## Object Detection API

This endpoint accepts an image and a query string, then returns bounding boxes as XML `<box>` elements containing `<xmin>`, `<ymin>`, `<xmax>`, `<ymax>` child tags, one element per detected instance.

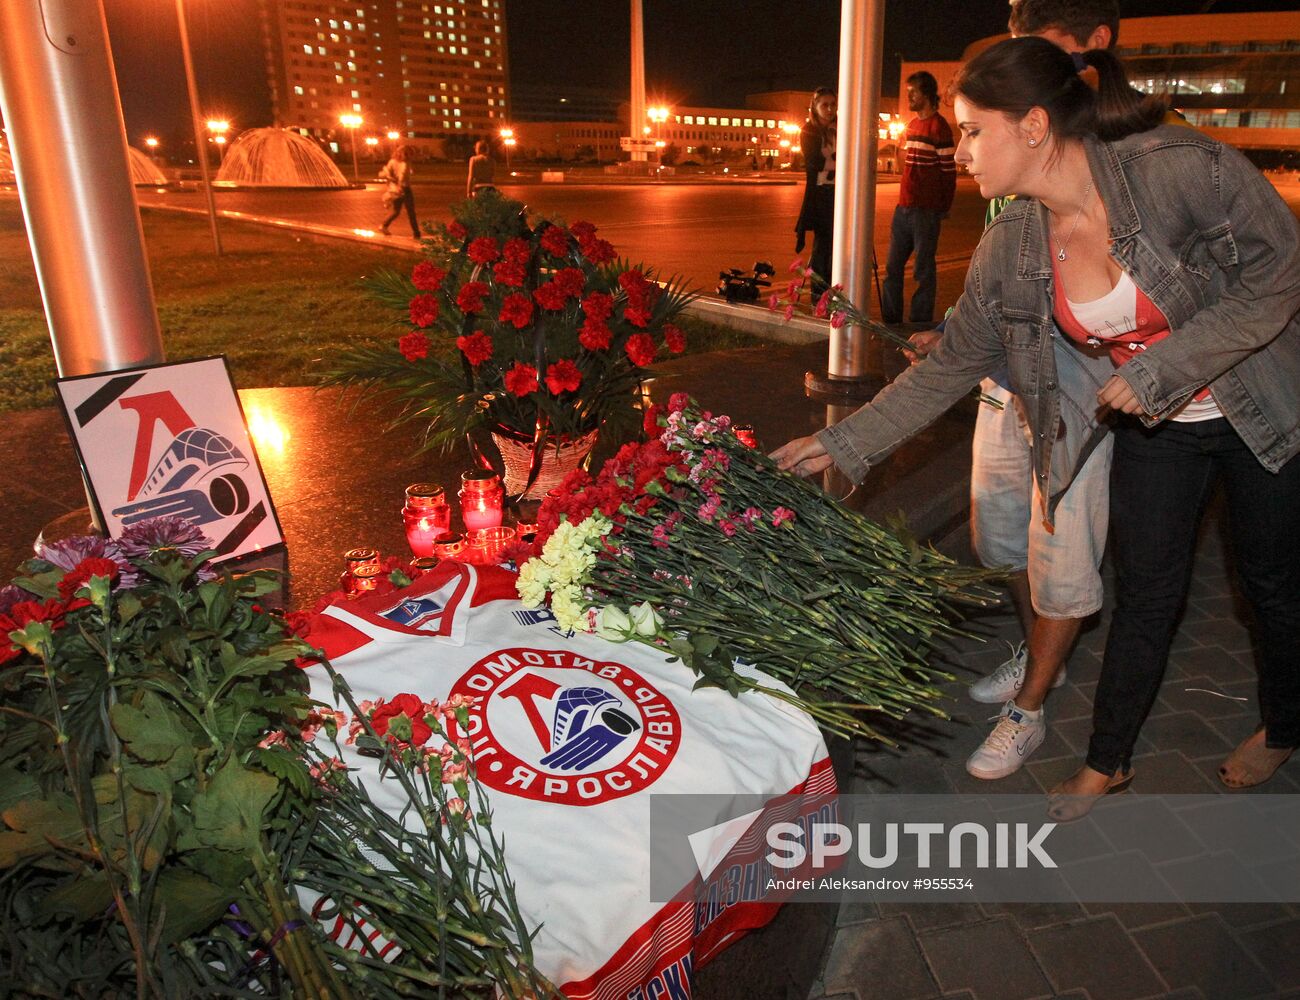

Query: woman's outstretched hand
<box><xmin>770</xmin><ymin>436</ymin><xmax>834</xmax><ymax>477</ymax></box>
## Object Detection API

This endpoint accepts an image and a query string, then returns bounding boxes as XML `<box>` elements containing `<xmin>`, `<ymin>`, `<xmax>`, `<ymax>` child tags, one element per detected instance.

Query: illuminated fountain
<box><xmin>214</xmin><ymin>128</ymin><xmax>351</xmax><ymax>189</ymax></box>
<box><xmin>126</xmin><ymin>146</ymin><xmax>169</xmax><ymax>186</ymax></box>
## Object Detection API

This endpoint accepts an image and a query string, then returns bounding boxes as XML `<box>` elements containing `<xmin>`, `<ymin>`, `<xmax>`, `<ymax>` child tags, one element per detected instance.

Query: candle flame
<box><xmin>246</xmin><ymin>404</ymin><xmax>290</xmax><ymax>454</ymax></box>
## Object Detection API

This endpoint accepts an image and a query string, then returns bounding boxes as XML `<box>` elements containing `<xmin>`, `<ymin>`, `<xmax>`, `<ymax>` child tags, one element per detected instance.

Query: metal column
<box><xmin>806</xmin><ymin>0</ymin><xmax>886</xmax><ymax>400</ymax></box>
<box><xmin>0</xmin><ymin>0</ymin><xmax>165</xmax><ymax>377</ymax></box>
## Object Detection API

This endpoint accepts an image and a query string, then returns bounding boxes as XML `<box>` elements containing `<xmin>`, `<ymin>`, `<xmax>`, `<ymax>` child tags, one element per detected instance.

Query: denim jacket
<box><xmin>819</xmin><ymin>126</ymin><xmax>1300</xmax><ymax>523</ymax></box>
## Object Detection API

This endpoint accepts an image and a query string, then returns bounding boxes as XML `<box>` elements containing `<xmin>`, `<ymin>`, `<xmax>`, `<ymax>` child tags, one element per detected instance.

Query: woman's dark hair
<box><xmin>807</xmin><ymin>87</ymin><xmax>836</xmax><ymax>126</ymax></box>
<box><xmin>952</xmin><ymin>36</ymin><xmax>1166</xmax><ymax>143</ymax></box>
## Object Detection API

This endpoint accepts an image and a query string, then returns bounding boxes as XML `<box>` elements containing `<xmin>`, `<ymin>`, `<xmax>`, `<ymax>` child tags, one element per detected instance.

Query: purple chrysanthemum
<box><xmin>36</xmin><ymin>535</ymin><xmax>139</xmax><ymax>589</ymax></box>
<box><xmin>0</xmin><ymin>584</ymin><xmax>36</xmax><ymax>616</ymax></box>
<box><xmin>116</xmin><ymin>517</ymin><xmax>212</xmax><ymax>561</ymax></box>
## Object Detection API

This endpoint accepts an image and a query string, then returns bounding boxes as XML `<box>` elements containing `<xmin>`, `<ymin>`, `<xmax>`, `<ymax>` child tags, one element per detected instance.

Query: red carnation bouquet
<box><xmin>325</xmin><ymin>191</ymin><xmax>696</xmax><ymax>484</ymax></box>
<box><xmin>514</xmin><ymin>394</ymin><xmax>998</xmax><ymax>742</ymax></box>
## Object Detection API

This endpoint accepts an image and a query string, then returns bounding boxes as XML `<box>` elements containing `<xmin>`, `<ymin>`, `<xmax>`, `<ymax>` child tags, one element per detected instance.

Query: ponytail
<box><xmin>1080</xmin><ymin>48</ymin><xmax>1167</xmax><ymax>140</ymax></box>
<box><xmin>953</xmin><ymin>37</ymin><xmax>1167</xmax><ymax>147</ymax></box>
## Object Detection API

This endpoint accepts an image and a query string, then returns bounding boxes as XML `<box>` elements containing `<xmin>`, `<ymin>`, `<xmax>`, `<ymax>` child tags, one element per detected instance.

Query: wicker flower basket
<box><xmin>491</xmin><ymin>428</ymin><xmax>599</xmax><ymax>500</ymax></box>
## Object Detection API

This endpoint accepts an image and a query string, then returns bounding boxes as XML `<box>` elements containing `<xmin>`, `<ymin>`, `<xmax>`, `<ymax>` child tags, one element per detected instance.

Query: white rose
<box><xmin>628</xmin><ymin>601</ymin><xmax>663</xmax><ymax>638</ymax></box>
<box><xmin>593</xmin><ymin>605</ymin><xmax>633</xmax><ymax>642</ymax></box>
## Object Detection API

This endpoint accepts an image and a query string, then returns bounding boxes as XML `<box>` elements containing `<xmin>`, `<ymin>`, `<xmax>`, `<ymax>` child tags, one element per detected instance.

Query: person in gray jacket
<box><xmin>773</xmin><ymin>37</ymin><xmax>1300</xmax><ymax>818</ymax></box>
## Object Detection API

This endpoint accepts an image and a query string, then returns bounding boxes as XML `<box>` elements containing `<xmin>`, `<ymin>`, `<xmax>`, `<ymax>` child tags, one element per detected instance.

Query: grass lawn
<box><xmin>0</xmin><ymin>198</ymin><xmax>757</xmax><ymax>412</ymax></box>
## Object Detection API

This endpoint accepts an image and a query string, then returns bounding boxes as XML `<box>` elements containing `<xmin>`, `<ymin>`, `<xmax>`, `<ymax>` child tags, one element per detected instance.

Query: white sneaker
<box><xmin>968</xmin><ymin>641</ymin><xmax>1066</xmax><ymax>704</ymax></box>
<box><xmin>966</xmin><ymin>701</ymin><xmax>1047</xmax><ymax>779</ymax></box>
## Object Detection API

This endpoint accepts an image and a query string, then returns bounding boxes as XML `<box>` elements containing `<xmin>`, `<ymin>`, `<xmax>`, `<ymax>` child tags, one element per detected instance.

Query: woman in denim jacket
<box><xmin>774</xmin><ymin>37</ymin><xmax>1300</xmax><ymax>816</ymax></box>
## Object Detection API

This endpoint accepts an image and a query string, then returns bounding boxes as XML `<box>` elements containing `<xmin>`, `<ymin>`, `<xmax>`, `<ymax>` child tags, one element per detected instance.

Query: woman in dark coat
<box><xmin>794</xmin><ymin>87</ymin><xmax>837</xmax><ymax>295</ymax></box>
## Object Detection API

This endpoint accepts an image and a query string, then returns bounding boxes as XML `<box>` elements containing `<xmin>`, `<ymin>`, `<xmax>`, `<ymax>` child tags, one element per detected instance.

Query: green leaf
<box><xmin>110</xmin><ymin>692</ymin><xmax>197</xmax><ymax>776</ymax></box>
<box><xmin>188</xmin><ymin>758</ymin><xmax>278</xmax><ymax>854</ymax></box>
<box><xmin>38</xmin><ymin>872</ymin><xmax>115</xmax><ymax>922</ymax></box>
<box><xmin>198</xmin><ymin>580</ymin><xmax>234</xmax><ymax>629</ymax></box>
<box><xmin>0</xmin><ymin>768</ymin><xmax>39</xmax><ymax>814</ymax></box>
<box><xmin>115</xmin><ymin>591</ymin><xmax>144</xmax><ymax>624</ymax></box>
<box><xmin>123</xmin><ymin>763</ymin><xmax>175</xmax><ymax>797</ymax></box>
<box><xmin>0</xmin><ymin>794</ymin><xmax>84</xmax><ymax>866</ymax></box>
<box><xmin>151</xmin><ymin>869</ymin><xmax>234</xmax><ymax>945</ymax></box>
<box><xmin>691</xmin><ymin>633</ymin><xmax>719</xmax><ymax>659</ymax></box>
<box><xmin>183</xmin><ymin>846</ymin><xmax>255</xmax><ymax>887</ymax></box>
<box><xmin>9</xmin><ymin>569</ymin><xmax>61</xmax><ymax>600</ymax></box>
<box><xmin>254</xmin><ymin>746</ymin><xmax>313</xmax><ymax>801</ymax></box>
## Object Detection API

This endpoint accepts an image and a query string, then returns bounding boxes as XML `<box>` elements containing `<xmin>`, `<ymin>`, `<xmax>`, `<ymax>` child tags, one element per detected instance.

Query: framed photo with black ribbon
<box><xmin>54</xmin><ymin>356</ymin><xmax>285</xmax><ymax>563</ymax></box>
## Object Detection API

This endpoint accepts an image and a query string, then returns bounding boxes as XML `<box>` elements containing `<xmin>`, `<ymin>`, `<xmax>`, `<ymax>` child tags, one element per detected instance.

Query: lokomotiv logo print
<box><xmin>446</xmin><ymin>647</ymin><xmax>682</xmax><ymax>805</ymax></box>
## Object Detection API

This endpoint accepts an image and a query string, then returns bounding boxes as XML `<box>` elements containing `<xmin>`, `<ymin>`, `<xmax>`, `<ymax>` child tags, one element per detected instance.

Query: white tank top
<box><xmin>1067</xmin><ymin>272</ymin><xmax>1223</xmax><ymax>423</ymax></box>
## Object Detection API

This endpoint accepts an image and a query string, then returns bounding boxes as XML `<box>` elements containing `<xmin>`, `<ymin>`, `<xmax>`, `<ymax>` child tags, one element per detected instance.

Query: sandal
<box><xmin>1219</xmin><ymin>726</ymin><xmax>1294</xmax><ymax>789</ymax></box>
<box><xmin>1046</xmin><ymin>767</ymin><xmax>1134</xmax><ymax>823</ymax></box>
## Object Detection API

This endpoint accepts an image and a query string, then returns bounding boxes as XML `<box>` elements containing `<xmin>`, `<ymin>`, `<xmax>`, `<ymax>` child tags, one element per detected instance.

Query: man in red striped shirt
<box><xmin>881</xmin><ymin>71</ymin><xmax>957</xmax><ymax>324</ymax></box>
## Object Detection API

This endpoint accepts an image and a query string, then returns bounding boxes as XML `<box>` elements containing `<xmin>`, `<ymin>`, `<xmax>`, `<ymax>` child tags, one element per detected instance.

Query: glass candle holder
<box><xmin>349</xmin><ymin>564</ymin><xmax>383</xmax><ymax>593</ymax></box>
<box><xmin>409</xmin><ymin>556</ymin><xmax>438</xmax><ymax>577</ymax></box>
<box><xmin>459</xmin><ymin>470</ymin><xmax>504</xmax><ymax>532</ymax></box>
<box><xmin>432</xmin><ymin>532</ymin><xmax>466</xmax><ymax>561</ymax></box>
<box><xmin>344</xmin><ymin>547</ymin><xmax>380</xmax><ymax>574</ymax></box>
<box><xmin>514</xmin><ymin>522</ymin><xmax>539</xmax><ymax>544</ymax></box>
<box><xmin>734</xmin><ymin>424</ymin><xmax>758</xmax><ymax>449</ymax></box>
<box><xmin>403</xmin><ymin>483</ymin><xmax>451</xmax><ymax>557</ymax></box>
<box><xmin>465</xmin><ymin>525</ymin><xmax>516</xmax><ymax>565</ymax></box>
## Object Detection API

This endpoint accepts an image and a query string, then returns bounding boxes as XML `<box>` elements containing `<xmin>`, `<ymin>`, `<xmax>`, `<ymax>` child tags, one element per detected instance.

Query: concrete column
<box><xmin>629</xmin><ymin>0</ymin><xmax>647</xmax><ymax>162</ymax></box>
<box><xmin>0</xmin><ymin>0</ymin><xmax>165</xmax><ymax>376</ymax></box>
<box><xmin>816</xmin><ymin>0</ymin><xmax>886</xmax><ymax>391</ymax></box>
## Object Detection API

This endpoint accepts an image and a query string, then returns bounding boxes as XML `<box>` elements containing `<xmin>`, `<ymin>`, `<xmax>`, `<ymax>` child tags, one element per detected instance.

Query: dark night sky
<box><xmin>103</xmin><ymin>0</ymin><xmax>1299</xmax><ymax>154</ymax></box>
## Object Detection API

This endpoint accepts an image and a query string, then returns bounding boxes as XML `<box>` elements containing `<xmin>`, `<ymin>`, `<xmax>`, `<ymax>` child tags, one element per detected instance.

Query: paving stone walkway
<box><xmin>808</xmin><ymin>501</ymin><xmax>1300</xmax><ymax>1000</ymax></box>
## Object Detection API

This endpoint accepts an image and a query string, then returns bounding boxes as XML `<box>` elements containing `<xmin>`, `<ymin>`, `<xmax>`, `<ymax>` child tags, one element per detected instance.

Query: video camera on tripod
<box><xmin>716</xmin><ymin>260</ymin><xmax>776</xmax><ymax>303</ymax></box>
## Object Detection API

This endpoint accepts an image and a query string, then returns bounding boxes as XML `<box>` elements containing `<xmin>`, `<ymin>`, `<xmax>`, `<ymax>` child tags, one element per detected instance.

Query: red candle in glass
<box><xmin>734</xmin><ymin>424</ymin><xmax>758</xmax><ymax>449</ymax></box>
<box><xmin>433</xmin><ymin>532</ymin><xmax>467</xmax><ymax>560</ymax></box>
<box><xmin>403</xmin><ymin>483</ymin><xmax>451</xmax><ymax>557</ymax></box>
<box><xmin>350</xmin><ymin>564</ymin><xmax>383</xmax><ymax>593</ymax></box>
<box><xmin>459</xmin><ymin>470</ymin><xmax>504</xmax><ymax>532</ymax></box>
<box><xmin>344</xmin><ymin>547</ymin><xmax>380</xmax><ymax>573</ymax></box>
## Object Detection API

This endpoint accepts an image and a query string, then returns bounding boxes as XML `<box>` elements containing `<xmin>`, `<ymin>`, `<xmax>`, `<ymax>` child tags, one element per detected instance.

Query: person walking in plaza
<box><xmin>379</xmin><ymin>144</ymin><xmax>420</xmax><ymax>240</ymax></box>
<box><xmin>906</xmin><ymin>0</ymin><xmax>1126</xmax><ymax>783</ymax></box>
<box><xmin>773</xmin><ymin>37</ymin><xmax>1300</xmax><ymax>815</ymax></box>
<box><xmin>794</xmin><ymin>87</ymin><xmax>837</xmax><ymax>297</ymax></box>
<box><xmin>467</xmin><ymin>139</ymin><xmax>496</xmax><ymax>198</ymax></box>
<box><xmin>880</xmin><ymin>71</ymin><xmax>956</xmax><ymax>324</ymax></box>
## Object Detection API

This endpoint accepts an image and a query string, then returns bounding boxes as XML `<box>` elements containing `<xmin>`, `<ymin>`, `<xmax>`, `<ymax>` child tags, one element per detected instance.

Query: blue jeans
<box><xmin>881</xmin><ymin>205</ymin><xmax>942</xmax><ymax>324</ymax></box>
<box><xmin>1086</xmin><ymin>417</ymin><xmax>1300</xmax><ymax>776</ymax></box>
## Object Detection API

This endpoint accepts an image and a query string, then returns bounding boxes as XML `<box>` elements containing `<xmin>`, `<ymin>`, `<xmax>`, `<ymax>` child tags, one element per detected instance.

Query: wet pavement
<box><xmin>136</xmin><ymin>176</ymin><xmax>989</xmax><ymax>314</ymax></box>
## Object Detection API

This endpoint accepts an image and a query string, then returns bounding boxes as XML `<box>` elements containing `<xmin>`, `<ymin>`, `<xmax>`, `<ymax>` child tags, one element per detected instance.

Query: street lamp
<box><xmin>339</xmin><ymin>112</ymin><xmax>363</xmax><ymax>182</ymax></box>
<box><xmin>205</xmin><ymin>118</ymin><xmax>229</xmax><ymax>163</ymax></box>
<box><xmin>647</xmin><ymin>106</ymin><xmax>670</xmax><ymax>160</ymax></box>
<box><xmin>499</xmin><ymin>126</ymin><xmax>514</xmax><ymax>171</ymax></box>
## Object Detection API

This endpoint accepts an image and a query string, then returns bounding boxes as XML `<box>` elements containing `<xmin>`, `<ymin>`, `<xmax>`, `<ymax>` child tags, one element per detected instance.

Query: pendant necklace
<box><xmin>1054</xmin><ymin>180</ymin><xmax>1094</xmax><ymax>262</ymax></box>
